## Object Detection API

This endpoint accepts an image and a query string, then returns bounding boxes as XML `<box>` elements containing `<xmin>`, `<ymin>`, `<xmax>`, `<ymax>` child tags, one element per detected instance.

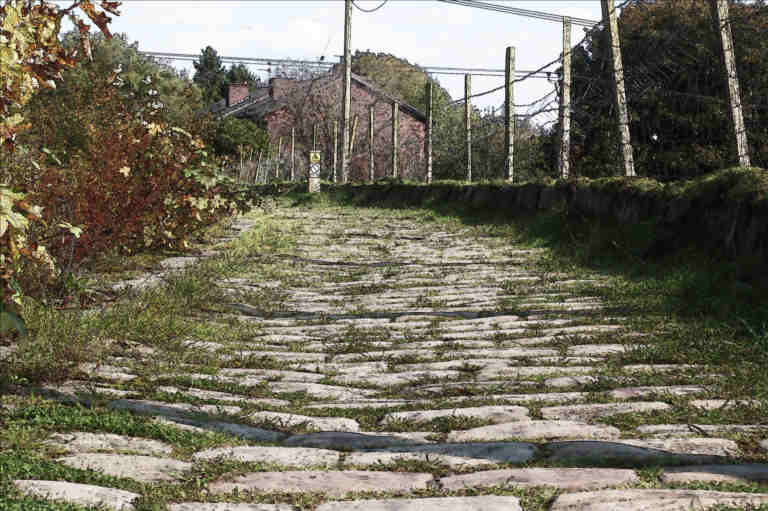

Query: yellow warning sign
<box><xmin>310</xmin><ymin>151</ymin><xmax>321</xmax><ymax>164</ymax></box>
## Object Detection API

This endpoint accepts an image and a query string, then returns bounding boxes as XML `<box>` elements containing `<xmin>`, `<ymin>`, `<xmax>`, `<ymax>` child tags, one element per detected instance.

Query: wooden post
<box><xmin>712</xmin><ymin>0</ymin><xmax>751</xmax><ymax>167</ymax></box>
<box><xmin>332</xmin><ymin>120</ymin><xmax>339</xmax><ymax>183</ymax></box>
<box><xmin>340</xmin><ymin>0</ymin><xmax>353</xmax><ymax>182</ymax></box>
<box><xmin>425</xmin><ymin>80</ymin><xmax>434</xmax><ymax>184</ymax></box>
<box><xmin>369</xmin><ymin>105</ymin><xmax>375</xmax><ymax>182</ymax></box>
<box><xmin>391</xmin><ymin>101</ymin><xmax>399</xmax><ymax>178</ymax></box>
<box><xmin>505</xmin><ymin>46</ymin><xmax>515</xmax><ymax>182</ymax></box>
<box><xmin>290</xmin><ymin>127</ymin><xmax>295</xmax><ymax>181</ymax></box>
<box><xmin>276</xmin><ymin>136</ymin><xmax>283</xmax><ymax>179</ymax></box>
<box><xmin>256</xmin><ymin>149</ymin><xmax>263</xmax><ymax>183</ymax></box>
<box><xmin>313</xmin><ymin>123</ymin><xmax>318</xmax><ymax>150</ymax></box>
<box><xmin>465</xmin><ymin>73</ymin><xmax>472</xmax><ymax>182</ymax></box>
<box><xmin>349</xmin><ymin>114</ymin><xmax>359</xmax><ymax>154</ymax></box>
<box><xmin>601</xmin><ymin>0</ymin><xmax>635</xmax><ymax>177</ymax></box>
<box><xmin>558</xmin><ymin>18</ymin><xmax>572</xmax><ymax>179</ymax></box>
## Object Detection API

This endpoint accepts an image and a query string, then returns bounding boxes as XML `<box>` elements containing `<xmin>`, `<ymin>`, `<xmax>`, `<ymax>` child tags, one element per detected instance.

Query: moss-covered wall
<box><xmin>315</xmin><ymin>168</ymin><xmax>768</xmax><ymax>262</ymax></box>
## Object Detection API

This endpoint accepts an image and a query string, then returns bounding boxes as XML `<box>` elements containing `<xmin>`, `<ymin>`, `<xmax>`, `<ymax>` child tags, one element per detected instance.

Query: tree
<box><xmin>0</xmin><ymin>0</ymin><xmax>119</xmax><ymax>331</ymax></box>
<box><xmin>225</xmin><ymin>63</ymin><xmax>261</xmax><ymax>90</ymax></box>
<box><xmin>558</xmin><ymin>0</ymin><xmax>768</xmax><ymax>180</ymax></box>
<box><xmin>193</xmin><ymin>45</ymin><xmax>227</xmax><ymax>106</ymax></box>
<box><xmin>20</xmin><ymin>31</ymin><xmax>206</xmax><ymax>164</ymax></box>
<box><xmin>272</xmin><ymin>58</ymin><xmax>326</xmax><ymax>81</ymax></box>
<box><xmin>211</xmin><ymin>116</ymin><xmax>268</xmax><ymax>159</ymax></box>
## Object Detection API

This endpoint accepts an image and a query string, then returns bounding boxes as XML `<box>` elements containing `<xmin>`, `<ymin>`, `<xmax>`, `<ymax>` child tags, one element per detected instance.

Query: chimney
<box><xmin>269</xmin><ymin>77</ymin><xmax>292</xmax><ymax>100</ymax></box>
<box><xmin>227</xmin><ymin>83</ymin><xmax>249</xmax><ymax>107</ymax></box>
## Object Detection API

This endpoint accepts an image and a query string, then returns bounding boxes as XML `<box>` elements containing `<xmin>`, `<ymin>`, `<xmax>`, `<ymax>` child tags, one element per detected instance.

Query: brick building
<box><xmin>208</xmin><ymin>69</ymin><xmax>427</xmax><ymax>181</ymax></box>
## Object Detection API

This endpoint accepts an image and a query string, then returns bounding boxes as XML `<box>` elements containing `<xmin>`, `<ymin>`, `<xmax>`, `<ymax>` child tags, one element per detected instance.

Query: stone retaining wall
<box><xmin>318</xmin><ymin>168</ymin><xmax>768</xmax><ymax>262</ymax></box>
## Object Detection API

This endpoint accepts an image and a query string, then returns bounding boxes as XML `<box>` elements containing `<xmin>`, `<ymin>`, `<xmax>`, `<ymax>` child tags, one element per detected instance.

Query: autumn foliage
<box><xmin>0</xmin><ymin>0</ymin><xmax>254</xmax><ymax>332</ymax></box>
<box><xmin>29</xmin><ymin>69</ymin><xmax>251</xmax><ymax>261</ymax></box>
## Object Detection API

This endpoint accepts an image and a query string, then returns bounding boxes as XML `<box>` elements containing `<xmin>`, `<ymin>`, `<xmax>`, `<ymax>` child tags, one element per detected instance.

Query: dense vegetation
<box><xmin>552</xmin><ymin>0</ymin><xmax>768</xmax><ymax>181</ymax></box>
<box><xmin>0</xmin><ymin>1</ymin><xmax>260</xmax><ymax>336</ymax></box>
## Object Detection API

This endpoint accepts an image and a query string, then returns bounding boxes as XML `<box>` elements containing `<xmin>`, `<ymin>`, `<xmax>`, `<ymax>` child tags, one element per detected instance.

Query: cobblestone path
<box><xmin>11</xmin><ymin>204</ymin><xmax>768</xmax><ymax>510</ymax></box>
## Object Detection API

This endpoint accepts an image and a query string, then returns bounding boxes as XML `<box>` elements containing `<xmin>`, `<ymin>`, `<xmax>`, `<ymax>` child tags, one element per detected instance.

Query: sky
<box><xmin>58</xmin><ymin>0</ymin><xmax>607</xmax><ymax>123</ymax></box>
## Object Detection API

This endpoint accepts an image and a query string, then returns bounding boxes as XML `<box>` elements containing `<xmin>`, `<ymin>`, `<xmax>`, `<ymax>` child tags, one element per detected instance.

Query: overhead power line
<box><xmin>436</xmin><ymin>0</ymin><xmax>599</xmax><ymax>27</ymax></box>
<box><xmin>140</xmin><ymin>51</ymin><xmax>556</xmax><ymax>78</ymax></box>
<box><xmin>352</xmin><ymin>0</ymin><xmax>389</xmax><ymax>13</ymax></box>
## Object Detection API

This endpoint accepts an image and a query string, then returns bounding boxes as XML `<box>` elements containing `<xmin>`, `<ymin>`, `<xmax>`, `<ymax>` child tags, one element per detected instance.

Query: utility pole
<box><xmin>332</xmin><ymin>119</ymin><xmax>339</xmax><ymax>183</ymax></box>
<box><xmin>601</xmin><ymin>0</ymin><xmax>635</xmax><ymax>177</ymax></box>
<box><xmin>465</xmin><ymin>74</ymin><xmax>472</xmax><ymax>182</ymax></box>
<box><xmin>392</xmin><ymin>102</ymin><xmax>399</xmax><ymax>178</ymax></box>
<box><xmin>290</xmin><ymin>127</ymin><xmax>295</xmax><ymax>181</ymax></box>
<box><xmin>505</xmin><ymin>46</ymin><xmax>515</xmax><ymax>182</ymax></box>
<box><xmin>558</xmin><ymin>18</ymin><xmax>572</xmax><ymax>179</ymax></box>
<box><xmin>350</xmin><ymin>114</ymin><xmax>359</xmax><ymax>154</ymax></box>
<box><xmin>340</xmin><ymin>0</ymin><xmax>353</xmax><ymax>182</ymax></box>
<box><xmin>425</xmin><ymin>81</ymin><xmax>434</xmax><ymax>184</ymax></box>
<box><xmin>711</xmin><ymin>0</ymin><xmax>751</xmax><ymax>167</ymax></box>
<box><xmin>369</xmin><ymin>105</ymin><xmax>375</xmax><ymax>181</ymax></box>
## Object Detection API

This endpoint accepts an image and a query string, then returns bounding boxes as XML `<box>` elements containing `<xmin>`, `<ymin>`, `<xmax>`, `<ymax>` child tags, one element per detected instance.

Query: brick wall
<box><xmin>227</xmin><ymin>83</ymin><xmax>249</xmax><ymax>107</ymax></box>
<box><xmin>264</xmin><ymin>75</ymin><xmax>426</xmax><ymax>181</ymax></box>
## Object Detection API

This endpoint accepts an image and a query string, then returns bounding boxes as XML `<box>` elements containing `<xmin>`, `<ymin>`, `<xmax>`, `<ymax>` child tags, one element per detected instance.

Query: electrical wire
<box><xmin>436</xmin><ymin>0</ymin><xmax>599</xmax><ymax>27</ymax></box>
<box><xmin>352</xmin><ymin>0</ymin><xmax>388</xmax><ymax>13</ymax></box>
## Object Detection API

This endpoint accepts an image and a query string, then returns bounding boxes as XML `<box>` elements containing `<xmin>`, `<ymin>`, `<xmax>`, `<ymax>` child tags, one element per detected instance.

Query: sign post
<box><xmin>309</xmin><ymin>150</ymin><xmax>322</xmax><ymax>193</ymax></box>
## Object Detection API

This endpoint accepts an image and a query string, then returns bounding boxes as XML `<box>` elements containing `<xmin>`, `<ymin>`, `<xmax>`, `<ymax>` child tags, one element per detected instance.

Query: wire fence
<box><xmin>222</xmin><ymin>0</ymin><xmax>767</xmax><ymax>185</ymax></box>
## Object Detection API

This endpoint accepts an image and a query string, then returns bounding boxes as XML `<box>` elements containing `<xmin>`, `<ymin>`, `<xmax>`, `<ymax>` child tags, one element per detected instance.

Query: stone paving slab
<box><xmin>248</xmin><ymin>411</ymin><xmax>359</xmax><ymax>432</ymax></box>
<box><xmin>478</xmin><ymin>366</ymin><xmax>595</xmax><ymax>378</ymax></box>
<box><xmin>108</xmin><ymin>399</ymin><xmax>242</xmax><ymax>418</ymax></box>
<box><xmin>689</xmin><ymin>399</ymin><xmax>762</xmax><ymax>410</ymax></box>
<box><xmin>39</xmin><ymin>381</ymin><xmax>137</xmax><ymax>401</ymax></box>
<box><xmin>540</xmin><ymin>402</ymin><xmax>671</xmax><ymax>421</ymax></box>
<box><xmin>381</xmin><ymin>405</ymin><xmax>529</xmax><ymax>425</ymax></box>
<box><xmin>222</xmin><ymin>350</ymin><xmax>326</xmax><ymax>362</ymax></box>
<box><xmin>637</xmin><ymin>424</ymin><xmax>768</xmax><ymax>438</ymax></box>
<box><xmin>660</xmin><ymin>463</ymin><xmax>768</xmax><ymax>484</ymax></box>
<box><xmin>608</xmin><ymin>385</ymin><xmax>707</xmax><ymax>399</ymax></box>
<box><xmin>154</xmin><ymin>417</ymin><xmax>286</xmax><ymax>442</ymax></box>
<box><xmin>170</xmin><ymin>504</ymin><xmax>294</xmax><ymax>511</ymax></box>
<box><xmin>56</xmin><ymin>454</ymin><xmax>192</xmax><ymax>482</ymax></box>
<box><xmin>447</xmin><ymin>420</ymin><xmax>621</xmax><ymax>442</ymax></box>
<box><xmin>13</xmin><ymin>480</ymin><xmax>140</xmax><ymax>510</ymax></box>
<box><xmin>374</xmin><ymin>442</ymin><xmax>538</xmax><ymax>464</ymax></box>
<box><xmin>344</xmin><ymin>451</ymin><xmax>500</xmax><ymax>468</ymax></box>
<box><xmin>209</xmin><ymin>471</ymin><xmax>434</xmax><ymax>497</ymax></box>
<box><xmin>45</xmin><ymin>432</ymin><xmax>173</xmax><ymax>455</ymax></box>
<box><xmin>440</xmin><ymin>467</ymin><xmax>639</xmax><ymax>491</ymax></box>
<box><xmin>335</xmin><ymin>371</ymin><xmax>464</xmax><ymax>387</ymax></box>
<box><xmin>193</xmin><ymin>446</ymin><xmax>341</xmax><ymax>466</ymax></box>
<box><xmin>269</xmin><ymin>382</ymin><xmax>377</xmax><ymax>400</ymax></box>
<box><xmin>315</xmin><ymin>496</ymin><xmax>523</xmax><ymax>511</ymax></box>
<box><xmin>156</xmin><ymin>386</ymin><xmax>290</xmax><ymax>407</ymax></box>
<box><xmin>78</xmin><ymin>364</ymin><xmax>137</xmax><ymax>382</ymax></box>
<box><xmin>549</xmin><ymin>489</ymin><xmax>768</xmax><ymax>511</ymax></box>
<box><xmin>305</xmin><ymin>399</ymin><xmax>420</xmax><ymax>410</ymax></box>
<box><xmin>445</xmin><ymin>392</ymin><xmax>589</xmax><ymax>404</ymax></box>
<box><xmin>218</xmin><ymin>368</ymin><xmax>328</xmax><ymax>382</ymax></box>
<box><xmin>618</xmin><ymin>438</ymin><xmax>740</xmax><ymax>457</ymax></box>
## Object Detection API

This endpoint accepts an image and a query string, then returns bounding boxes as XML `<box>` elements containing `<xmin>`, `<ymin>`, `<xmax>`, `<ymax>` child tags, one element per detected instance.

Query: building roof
<box><xmin>208</xmin><ymin>87</ymin><xmax>271</xmax><ymax>117</ymax></box>
<box><xmin>209</xmin><ymin>71</ymin><xmax>426</xmax><ymax>124</ymax></box>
